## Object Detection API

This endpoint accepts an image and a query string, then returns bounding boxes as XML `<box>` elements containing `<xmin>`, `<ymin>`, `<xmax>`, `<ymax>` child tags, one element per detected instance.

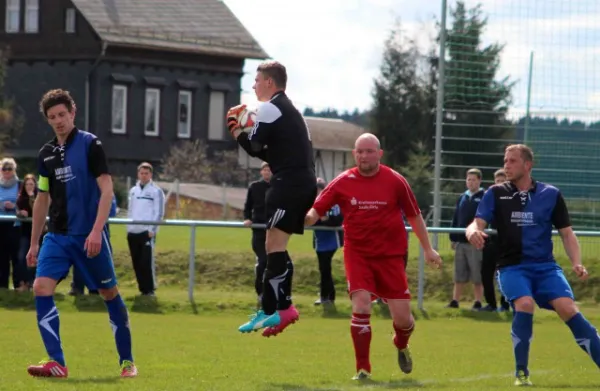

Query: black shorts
<box><xmin>265</xmin><ymin>182</ymin><xmax>317</xmax><ymax>235</ymax></box>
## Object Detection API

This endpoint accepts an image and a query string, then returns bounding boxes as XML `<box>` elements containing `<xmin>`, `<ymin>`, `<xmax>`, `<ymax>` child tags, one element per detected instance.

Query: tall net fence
<box><xmin>438</xmin><ymin>0</ymin><xmax>600</xmax><ymax>229</ymax></box>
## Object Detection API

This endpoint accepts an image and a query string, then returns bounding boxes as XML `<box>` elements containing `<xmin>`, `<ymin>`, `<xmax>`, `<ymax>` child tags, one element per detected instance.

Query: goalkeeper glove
<box><xmin>226</xmin><ymin>104</ymin><xmax>247</xmax><ymax>137</ymax></box>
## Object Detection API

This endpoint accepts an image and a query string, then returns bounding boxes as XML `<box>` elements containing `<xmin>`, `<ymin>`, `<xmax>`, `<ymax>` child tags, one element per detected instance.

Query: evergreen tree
<box><xmin>371</xmin><ymin>20</ymin><xmax>436</xmax><ymax>168</ymax></box>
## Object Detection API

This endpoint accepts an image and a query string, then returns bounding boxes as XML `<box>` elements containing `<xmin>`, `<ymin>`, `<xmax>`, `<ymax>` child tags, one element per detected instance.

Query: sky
<box><xmin>223</xmin><ymin>0</ymin><xmax>600</xmax><ymax>121</ymax></box>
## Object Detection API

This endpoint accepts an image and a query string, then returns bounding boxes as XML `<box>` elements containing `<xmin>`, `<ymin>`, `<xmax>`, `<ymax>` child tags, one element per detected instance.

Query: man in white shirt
<box><xmin>127</xmin><ymin>162</ymin><xmax>165</xmax><ymax>296</ymax></box>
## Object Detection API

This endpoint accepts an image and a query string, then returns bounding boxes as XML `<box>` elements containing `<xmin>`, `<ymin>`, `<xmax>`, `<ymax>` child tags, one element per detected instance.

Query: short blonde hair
<box><xmin>505</xmin><ymin>144</ymin><xmax>534</xmax><ymax>162</ymax></box>
<box><xmin>137</xmin><ymin>162</ymin><xmax>153</xmax><ymax>172</ymax></box>
<box><xmin>0</xmin><ymin>157</ymin><xmax>17</xmax><ymax>171</ymax></box>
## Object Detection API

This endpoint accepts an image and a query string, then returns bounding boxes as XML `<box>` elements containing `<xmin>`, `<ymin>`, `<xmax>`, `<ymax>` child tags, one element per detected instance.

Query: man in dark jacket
<box><xmin>243</xmin><ymin>162</ymin><xmax>272</xmax><ymax>307</ymax></box>
<box><xmin>447</xmin><ymin>168</ymin><xmax>485</xmax><ymax>310</ymax></box>
<box><xmin>480</xmin><ymin>169</ymin><xmax>511</xmax><ymax>312</ymax></box>
<box><xmin>312</xmin><ymin>178</ymin><xmax>343</xmax><ymax>306</ymax></box>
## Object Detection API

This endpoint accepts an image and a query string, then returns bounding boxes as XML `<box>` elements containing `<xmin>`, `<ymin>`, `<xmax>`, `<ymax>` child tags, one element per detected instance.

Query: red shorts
<box><xmin>344</xmin><ymin>250</ymin><xmax>410</xmax><ymax>301</ymax></box>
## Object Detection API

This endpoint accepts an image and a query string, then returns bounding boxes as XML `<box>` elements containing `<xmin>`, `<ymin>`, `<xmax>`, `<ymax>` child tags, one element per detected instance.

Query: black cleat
<box><xmin>397</xmin><ymin>346</ymin><xmax>413</xmax><ymax>374</ymax></box>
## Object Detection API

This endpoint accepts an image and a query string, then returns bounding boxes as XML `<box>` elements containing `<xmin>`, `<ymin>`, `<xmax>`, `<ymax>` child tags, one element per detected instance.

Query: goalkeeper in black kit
<box><xmin>226</xmin><ymin>60</ymin><xmax>317</xmax><ymax>337</ymax></box>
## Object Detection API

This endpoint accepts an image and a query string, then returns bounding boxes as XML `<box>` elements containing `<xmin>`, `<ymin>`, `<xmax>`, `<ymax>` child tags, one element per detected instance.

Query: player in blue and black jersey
<box><xmin>466</xmin><ymin>144</ymin><xmax>600</xmax><ymax>387</ymax></box>
<box><xmin>25</xmin><ymin>89</ymin><xmax>137</xmax><ymax>378</ymax></box>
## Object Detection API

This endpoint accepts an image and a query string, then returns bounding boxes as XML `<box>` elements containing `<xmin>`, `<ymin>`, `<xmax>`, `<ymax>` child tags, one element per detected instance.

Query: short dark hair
<box><xmin>494</xmin><ymin>168</ymin><xmax>506</xmax><ymax>178</ymax></box>
<box><xmin>39</xmin><ymin>89</ymin><xmax>76</xmax><ymax>117</ymax></box>
<box><xmin>257</xmin><ymin>61</ymin><xmax>287</xmax><ymax>89</ymax></box>
<box><xmin>466</xmin><ymin>168</ymin><xmax>482</xmax><ymax>179</ymax></box>
<box><xmin>137</xmin><ymin>162</ymin><xmax>153</xmax><ymax>172</ymax></box>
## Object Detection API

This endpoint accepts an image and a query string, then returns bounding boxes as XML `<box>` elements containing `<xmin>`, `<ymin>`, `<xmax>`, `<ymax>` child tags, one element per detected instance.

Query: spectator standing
<box><xmin>243</xmin><ymin>162</ymin><xmax>271</xmax><ymax>308</ymax></box>
<box><xmin>480</xmin><ymin>169</ymin><xmax>511</xmax><ymax>312</ymax></box>
<box><xmin>16</xmin><ymin>174</ymin><xmax>39</xmax><ymax>291</ymax></box>
<box><xmin>447</xmin><ymin>168</ymin><xmax>485</xmax><ymax>310</ymax></box>
<box><xmin>0</xmin><ymin>157</ymin><xmax>21</xmax><ymax>289</ymax></box>
<box><xmin>127</xmin><ymin>162</ymin><xmax>165</xmax><ymax>296</ymax></box>
<box><xmin>313</xmin><ymin>177</ymin><xmax>343</xmax><ymax>306</ymax></box>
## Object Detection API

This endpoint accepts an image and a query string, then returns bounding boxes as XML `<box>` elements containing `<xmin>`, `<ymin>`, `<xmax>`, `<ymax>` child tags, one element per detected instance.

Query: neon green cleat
<box><xmin>514</xmin><ymin>370</ymin><xmax>532</xmax><ymax>386</ymax></box>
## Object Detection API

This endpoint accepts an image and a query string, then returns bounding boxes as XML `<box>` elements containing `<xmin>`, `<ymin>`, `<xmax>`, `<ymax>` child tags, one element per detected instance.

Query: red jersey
<box><xmin>312</xmin><ymin>165</ymin><xmax>420</xmax><ymax>257</ymax></box>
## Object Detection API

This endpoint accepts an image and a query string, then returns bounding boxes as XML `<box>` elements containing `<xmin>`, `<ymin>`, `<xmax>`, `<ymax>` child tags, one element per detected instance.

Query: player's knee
<box><xmin>513</xmin><ymin>296</ymin><xmax>535</xmax><ymax>313</ymax></box>
<box><xmin>98</xmin><ymin>286</ymin><xmax>119</xmax><ymax>301</ymax></box>
<box><xmin>266</xmin><ymin>228</ymin><xmax>290</xmax><ymax>253</ymax></box>
<box><xmin>551</xmin><ymin>297</ymin><xmax>579</xmax><ymax>321</ymax></box>
<box><xmin>351</xmin><ymin>291</ymin><xmax>372</xmax><ymax>314</ymax></box>
<box><xmin>32</xmin><ymin>277</ymin><xmax>57</xmax><ymax>296</ymax></box>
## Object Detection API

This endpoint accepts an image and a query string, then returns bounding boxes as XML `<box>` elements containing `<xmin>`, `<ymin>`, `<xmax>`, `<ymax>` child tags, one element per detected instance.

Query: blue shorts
<box><xmin>497</xmin><ymin>262</ymin><xmax>574</xmax><ymax>310</ymax></box>
<box><xmin>37</xmin><ymin>231</ymin><xmax>117</xmax><ymax>290</ymax></box>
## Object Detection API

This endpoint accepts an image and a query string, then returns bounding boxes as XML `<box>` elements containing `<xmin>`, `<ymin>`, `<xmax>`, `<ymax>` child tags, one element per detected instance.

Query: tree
<box><xmin>160</xmin><ymin>140</ymin><xmax>247</xmax><ymax>186</ymax></box>
<box><xmin>441</xmin><ymin>1</ymin><xmax>515</xmax><ymax>182</ymax></box>
<box><xmin>0</xmin><ymin>48</ymin><xmax>23</xmax><ymax>154</ymax></box>
<box><xmin>370</xmin><ymin>20</ymin><xmax>437</xmax><ymax>168</ymax></box>
<box><xmin>397</xmin><ymin>141</ymin><xmax>433</xmax><ymax>214</ymax></box>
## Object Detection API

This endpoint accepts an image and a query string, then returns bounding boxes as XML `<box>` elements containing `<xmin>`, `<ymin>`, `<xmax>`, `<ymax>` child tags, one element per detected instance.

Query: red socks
<box><xmin>350</xmin><ymin>313</ymin><xmax>371</xmax><ymax>373</ymax></box>
<box><xmin>393</xmin><ymin>321</ymin><xmax>415</xmax><ymax>350</ymax></box>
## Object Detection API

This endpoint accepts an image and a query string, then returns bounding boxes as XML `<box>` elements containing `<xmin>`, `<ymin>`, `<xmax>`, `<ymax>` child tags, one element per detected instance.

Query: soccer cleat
<box><xmin>27</xmin><ymin>359</ymin><xmax>68</xmax><ymax>378</ymax></box>
<box><xmin>120</xmin><ymin>360</ymin><xmax>138</xmax><ymax>378</ymax></box>
<box><xmin>397</xmin><ymin>346</ymin><xmax>413</xmax><ymax>374</ymax></box>
<box><xmin>514</xmin><ymin>370</ymin><xmax>532</xmax><ymax>386</ymax></box>
<box><xmin>352</xmin><ymin>369</ymin><xmax>371</xmax><ymax>380</ymax></box>
<box><xmin>262</xmin><ymin>305</ymin><xmax>299</xmax><ymax>337</ymax></box>
<box><xmin>238</xmin><ymin>310</ymin><xmax>281</xmax><ymax>333</ymax></box>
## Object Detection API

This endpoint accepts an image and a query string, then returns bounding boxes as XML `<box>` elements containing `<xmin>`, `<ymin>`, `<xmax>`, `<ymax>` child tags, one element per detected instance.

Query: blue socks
<box><xmin>511</xmin><ymin>311</ymin><xmax>533</xmax><ymax>376</ymax></box>
<box><xmin>105</xmin><ymin>294</ymin><xmax>133</xmax><ymax>365</ymax></box>
<box><xmin>567</xmin><ymin>312</ymin><xmax>600</xmax><ymax>368</ymax></box>
<box><xmin>104</xmin><ymin>295</ymin><xmax>133</xmax><ymax>365</ymax></box>
<box><xmin>36</xmin><ymin>296</ymin><xmax>65</xmax><ymax>367</ymax></box>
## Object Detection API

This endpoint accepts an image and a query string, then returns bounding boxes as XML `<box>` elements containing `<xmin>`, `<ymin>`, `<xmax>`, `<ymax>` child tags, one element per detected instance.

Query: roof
<box><xmin>71</xmin><ymin>0</ymin><xmax>269</xmax><ymax>59</ymax></box>
<box><xmin>305</xmin><ymin>117</ymin><xmax>367</xmax><ymax>152</ymax></box>
<box><xmin>154</xmin><ymin>181</ymin><xmax>247</xmax><ymax>210</ymax></box>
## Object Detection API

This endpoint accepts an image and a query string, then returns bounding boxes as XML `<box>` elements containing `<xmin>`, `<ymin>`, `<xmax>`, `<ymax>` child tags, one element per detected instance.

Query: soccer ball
<box><xmin>238</xmin><ymin>108</ymin><xmax>257</xmax><ymax>133</ymax></box>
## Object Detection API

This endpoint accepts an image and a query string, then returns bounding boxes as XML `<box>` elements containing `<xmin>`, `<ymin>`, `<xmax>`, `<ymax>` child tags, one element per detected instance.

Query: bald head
<box><xmin>353</xmin><ymin>133</ymin><xmax>383</xmax><ymax>176</ymax></box>
<box><xmin>355</xmin><ymin>133</ymin><xmax>381</xmax><ymax>150</ymax></box>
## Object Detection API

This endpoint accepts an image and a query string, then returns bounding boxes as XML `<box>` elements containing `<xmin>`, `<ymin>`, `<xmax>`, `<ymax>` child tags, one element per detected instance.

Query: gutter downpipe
<box><xmin>85</xmin><ymin>41</ymin><xmax>108</xmax><ymax>131</ymax></box>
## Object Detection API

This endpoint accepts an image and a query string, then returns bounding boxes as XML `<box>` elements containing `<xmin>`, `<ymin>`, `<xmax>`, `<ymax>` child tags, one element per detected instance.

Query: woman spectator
<box><xmin>0</xmin><ymin>157</ymin><xmax>22</xmax><ymax>290</ymax></box>
<box><xmin>16</xmin><ymin>174</ymin><xmax>38</xmax><ymax>291</ymax></box>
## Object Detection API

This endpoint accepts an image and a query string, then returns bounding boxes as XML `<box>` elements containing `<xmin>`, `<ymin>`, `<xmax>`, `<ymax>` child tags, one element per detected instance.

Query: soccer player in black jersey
<box><xmin>227</xmin><ymin>61</ymin><xmax>317</xmax><ymax>337</ymax></box>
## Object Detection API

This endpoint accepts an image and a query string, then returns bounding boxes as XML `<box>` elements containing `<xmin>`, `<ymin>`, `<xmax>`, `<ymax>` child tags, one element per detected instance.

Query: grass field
<box><xmin>2</xmin><ymin>224</ymin><xmax>600</xmax><ymax>390</ymax></box>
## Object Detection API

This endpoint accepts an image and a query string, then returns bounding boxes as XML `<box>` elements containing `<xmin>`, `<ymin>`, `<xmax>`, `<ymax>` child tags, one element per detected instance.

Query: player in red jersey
<box><xmin>305</xmin><ymin>133</ymin><xmax>442</xmax><ymax>380</ymax></box>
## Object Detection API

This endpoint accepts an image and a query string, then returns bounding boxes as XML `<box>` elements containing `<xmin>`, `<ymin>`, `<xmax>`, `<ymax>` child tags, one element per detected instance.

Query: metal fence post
<box><xmin>418</xmin><ymin>244</ymin><xmax>425</xmax><ymax>311</ymax></box>
<box><xmin>188</xmin><ymin>225</ymin><xmax>197</xmax><ymax>304</ymax></box>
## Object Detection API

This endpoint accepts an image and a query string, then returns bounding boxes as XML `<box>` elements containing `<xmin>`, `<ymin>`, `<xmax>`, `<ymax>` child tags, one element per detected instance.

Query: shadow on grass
<box><xmin>33</xmin><ymin>376</ymin><xmax>119</xmax><ymax>385</ymax></box>
<box><xmin>265</xmin><ymin>378</ymin><xmax>428</xmax><ymax>391</ymax></box>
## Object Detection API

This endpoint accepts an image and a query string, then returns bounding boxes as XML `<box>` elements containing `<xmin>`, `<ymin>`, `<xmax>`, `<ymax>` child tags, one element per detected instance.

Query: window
<box><xmin>178</xmin><ymin>91</ymin><xmax>192</xmax><ymax>138</ymax></box>
<box><xmin>144</xmin><ymin>88</ymin><xmax>160</xmax><ymax>136</ymax></box>
<box><xmin>208</xmin><ymin>91</ymin><xmax>225</xmax><ymax>140</ymax></box>
<box><xmin>65</xmin><ymin>8</ymin><xmax>76</xmax><ymax>33</ymax></box>
<box><xmin>25</xmin><ymin>0</ymin><xmax>38</xmax><ymax>33</ymax></box>
<box><xmin>5</xmin><ymin>0</ymin><xmax>20</xmax><ymax>33</ymax></box>
<box><xmin>111</xmin><ymin>85</ymin><xmax>127</xmax><ymax>134</ymax></box>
